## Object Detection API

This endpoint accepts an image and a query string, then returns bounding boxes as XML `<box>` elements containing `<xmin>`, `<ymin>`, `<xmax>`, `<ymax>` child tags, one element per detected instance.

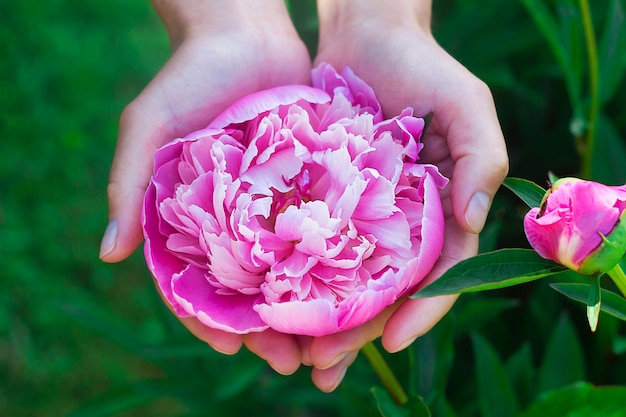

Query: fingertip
<box><xmin>298</xmin><ymin>336</ymin><xmax>314</xmax><ymax>366</ymax></box>
<box><xmin>463</xmin><ymin>191</ymin><xmax>492</xmax><ymax>234</ymax></box>
<box><xmin>243</xmin><ymin>330</ymin><xmax>301</xmax><ymax>376</ymax></box>
<box><xmin>381</xmin><ymin>295</ymin><xmax>457</xmax><ymax>353</ymax></box>
<box><xmin>308</xmin><ymin>306</ymin><xmax>393</xmax><ymax>370</ymax></box>
<box><xmin>101</xmin><ymin>150</ymin><xmax>151</xmax><ymax>263</ymax></box>
<box><xmin>98</xmin><ymin>214</ymin><xmax>144</xmax><ymax>263</ymax></box>
<box><xmin>451</xmin><ymin>157</ymin><xmax>507</xmax><ymax>235</ymax></box>
<box><xmin>311</xmin><ymin>351</ymin><xmax>357</xmax><ymax>392</ymax></box>
<box><xmin>181</xmin><ymin>316</ymin><xmax>244</xmax><ymax>355</ymax></box>
<box><xmin>99</xmin><ymin>220</ymin><xmax>118</xmax><ymax>261</ymax></box>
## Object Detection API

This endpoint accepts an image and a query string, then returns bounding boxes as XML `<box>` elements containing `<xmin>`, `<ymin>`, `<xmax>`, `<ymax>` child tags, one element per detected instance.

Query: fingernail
<box><xmin>324</xmin><ymin>352</ymin><xmax>348</xmax><ymax>370</ymax></box>
<box><xmin>465</xmin><ymin>192</ymin><xmax>491</xmax><ymax>233</ymax></box>
<box><xmin>329</xmin><ymin>366</ymin><xmax>348</xmax><ymax>391</ymax></box>
<box><xmin>394</xmin><ymin>335</ymin><xmax>418</xmax><ymax>353</ymax></box>
<box><xmin>99</xmin><ymin>220</ymin><xmax>118</xmax><ymax>259</ymax></box>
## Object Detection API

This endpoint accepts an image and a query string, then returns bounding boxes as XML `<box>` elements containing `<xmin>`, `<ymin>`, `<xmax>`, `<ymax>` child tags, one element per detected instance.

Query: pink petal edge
<box><xmin>209</xmin><ymin>85</ymin><xmax>331</xmax><ymax>129</ymax></box>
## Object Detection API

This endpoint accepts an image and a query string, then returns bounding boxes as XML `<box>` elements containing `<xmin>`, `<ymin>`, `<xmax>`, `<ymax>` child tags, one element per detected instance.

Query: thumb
<box><xmin>447</xmin><ymin>82</ymin><xmax>509</xmax><ymax>234</ymax></box>
<box><xmin>99</xmin><ymin>99</ymin><xmax>168</xmax><ymax>263</ymax></box>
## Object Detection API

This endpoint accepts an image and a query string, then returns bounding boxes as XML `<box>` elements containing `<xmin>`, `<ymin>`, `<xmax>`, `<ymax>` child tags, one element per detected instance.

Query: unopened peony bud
<box><xmin>524</xmin><ymin>178</ymin><xmax>626</xmax><ymax>276</ymax></box>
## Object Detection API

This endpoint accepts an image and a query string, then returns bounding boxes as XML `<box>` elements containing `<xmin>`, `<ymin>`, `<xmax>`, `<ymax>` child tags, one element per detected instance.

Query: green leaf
<box><xmin>55</xmin><ymin>297</ymin><xmax>147</xmax><ymax>355</ymax></box>
<box><xmin>67</xmin><ymin>380</ymin><xmax>169</xmax><ymax>417</ymax></box>
<box><xmin>453</xmin><ymin>297</ymin><xmax>519</xmax><ymax>337</ymax></box>
<box><xmin>614</xmin><ymin>336</ymin><xmax>626</xmax><ymax>354</ymax></box>
<box><xmin>372</xmin><ymin>388</ymin><xmax>431</xmax><ymax>417</ymax></box>
<box><xmin>520</xmin><ymin>0</ymin><xmax>582</xmax><ymax>104</ymax></box>
<box><xmin>518</xmin><ymin>382</ymin><xmax>626</xmax><ymax>417</ymax></box>
<box><xmin>599</xmin><ymin>0</ymin><xmax>626</xmax><ymax>104</ymax></box>
<box><xmin>409</xmin><ymin>315</ymin><xmax>454</xmax><ymax>403</ymax></box>
<box><xmin>538</xmin><ymin>314</ymin><xmax>584</xmax><ymax>393</ymax></box>
<box><xmin>547</xmin><ymin>171</ymin><xmax>560</xmax><ymax>184</ymax></box>
<box><xmin>550</xmin><ymin>282</ymin><xmax>626</xmax><ymax>321</ymax></box>
<box><xmin>587</xmin><ymin>276</ymin><xmax>602</xmax><ymax>332</ymax></box>
<box><xmin>505</xmin><ymin>344</ymin><xmax>535</xmax><ymax>409</ymax></box>
<box><xmin>502</xmin><ymin>177</ymin><xmax>546</xmax><ymax>208</ymax></box>
<box><xmin>554</xmin><ymin>1</ymin><xmax>584</xmax><ymax>104</ymax></box>
<box><xmin>472</xmin><ymin>334</ymin><xmax>519</xmax><ymax>417</ymax></box>
<box><xmin>478</xmin><ymin>219</ymin><xmax>502</xmax><ymax>254</ymax></box>
<box><xmin>213</xmin><ymin>360</ymin><xmax>267</xmax><ymax>400</ymax></box>
<box><xmin>372</xmin><ymin>386</ymin><xmax>410</xmax><ymax>417</ymax></box>
<box><xmin>414</xmin><ymin>249</ymin><xmax>565</xmax><ymax>298</ymax></box>
<box><xmin>405</xmin><ymin>396</ymin><xmax>432</xmax><ymax>417</ymax></box>
<box><xmin>591</xmin><ymin>113</ymin><xmax>626</xmax><ymax>184</ymax></box>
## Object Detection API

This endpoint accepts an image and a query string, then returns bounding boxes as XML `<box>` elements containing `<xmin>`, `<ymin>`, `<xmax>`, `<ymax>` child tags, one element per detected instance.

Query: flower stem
<box><xmin>578</xmin><ymin>0</ymin><xmax>599</xmax><ymax>179</ymax></box>
<box><xmin>362</xmin><ymin>342</ymin><xmax>409</xmax><ymax>405</ymax></box>
<box><xmin>607</xmin><ymin>264</ymin><xmax>626</xmax><ymax>298</ymax></box>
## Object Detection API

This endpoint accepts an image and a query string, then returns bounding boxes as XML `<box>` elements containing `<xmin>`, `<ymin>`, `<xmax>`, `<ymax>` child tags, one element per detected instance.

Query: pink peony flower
<box><xmin>524</xmin><ymin>177</ymin><xmax>626</xmax><ymax>276</ymax></box>
<box><xmin>142</xmin><ymin>63</ymin><xmax>447</xmax><ymax>337</ymax></box>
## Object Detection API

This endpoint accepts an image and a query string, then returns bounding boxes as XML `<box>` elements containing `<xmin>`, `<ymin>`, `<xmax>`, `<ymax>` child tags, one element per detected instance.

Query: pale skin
<box><xmin>100</xmin><ymin>0</ymin><xmax>508</xmax><ymax>392</ymax></box>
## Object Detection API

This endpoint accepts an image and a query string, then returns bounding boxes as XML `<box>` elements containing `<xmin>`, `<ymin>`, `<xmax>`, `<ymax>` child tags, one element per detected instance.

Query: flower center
<box><xmin>274</xmin><ymin>169</ymin><xmax>312</xmax><ymax>214</ymax></box>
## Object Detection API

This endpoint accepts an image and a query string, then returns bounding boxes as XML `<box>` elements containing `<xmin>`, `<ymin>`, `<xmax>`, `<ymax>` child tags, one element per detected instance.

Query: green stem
<box><xmin>607</xmin><ymin>264</ymin><xmax>626</xmax><ymax>298</ymax></box>
<box><xmin>362</xmin><ymin>342</ymin><xmax>408</xmax><ymax>405</ymax></box>
<box><xmin>579</xmin><ymin>0</ymin><xmax>599</xmax><ymax>179</ymax></box>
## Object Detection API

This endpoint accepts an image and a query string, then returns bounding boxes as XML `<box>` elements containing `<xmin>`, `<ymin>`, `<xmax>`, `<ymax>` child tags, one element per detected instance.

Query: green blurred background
<box><xmin>2</xmin><ymin>0</ymin><xmax>625</xmax><ymax>416</ymax></box>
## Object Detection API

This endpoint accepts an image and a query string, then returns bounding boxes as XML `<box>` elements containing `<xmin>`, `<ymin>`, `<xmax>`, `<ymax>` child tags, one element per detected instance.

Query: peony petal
<box><xmin>336</xmin><ymin>285</ymin><xmax>397</xmax><ymax>331</ymax></box>
<box><xmin>153</xmin><ymin>136</ymin><xmax>188</xmax><ymax>173</ymax></box>
<box><xmin>524</xmin><ymin>207</ymin><xmax>572</xmax><ymax>266</ymax></box>
<box><xmin>241</xmin><ymin>147</ymin><xmax>303</xmax><ymax>195</ymax></box>
<box><xmin>375</xmin><ymin>110</ymin><xmax>424</xmax><ymax>161</ymax></box>
<box><xmin>353</xmin><ymin>211</ymin><xmax>412</xmax><ymax>260</ymax></box>
<box><xmin>406</xmin><ymin>172</ymin><xmax>445</xmax><ymax>290</ymax></box>
<box><xmin>172</xmin><ymin>265</ymin><xmax>268</xmax><ymax>333</ymax></box>
<box><xmin>271</xmin><ymin>250</ymin><xmax>317</xmax><ymax>278</ymax></box>
<box><xmin>340</xmin><ymin>66</ymin><xmax>382</xmax><ymax>121</ymax></box>
<box><xmin>209</xmin><ymin>85</ymin><xmax>331</xmax><ymax>129</ymax></box>
<box><xmin>361</xmin><ymin>132</ymin><xmax>404</xmax><ymax>184</ymax></box>
<box><xmin>353</xmin><ymin>170</ymin><xmax>398</xmax><ymax>221</ymax></box>
<box><xmin>143</xmin><ymin>182</ymin><xmax>188</xmax><ymax>312</ymax></box>
<box><xmin>204</xmin><ymin>232</ymin><xmax>265</xmax><ymax>294</ymax></box>
<box><xmin>274</xmin><ymin>205</ymin><xmax>309</xmax><ymax>241</ymax></box>
<box><xmin>254</xmin><ymin>298</ymin><xmax>339</xmax><ymax>336</ymax></box>
<box><xmin>311</xmin><ymin>63</ymin><xmax>382</xmax><ymax>121</ymax></box>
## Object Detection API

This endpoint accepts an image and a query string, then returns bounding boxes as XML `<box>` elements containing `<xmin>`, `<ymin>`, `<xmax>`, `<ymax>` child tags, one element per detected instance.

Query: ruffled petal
<box><xmin>209</xmin><ymin>85</ymin><xmax>331</xmax><ymax>129</ymax></box>
<box><xmin>172</xmin><ymin>265</ymin><xmax>268</xmax><ymax>334</ymax></box>
<box><xmin>254</xmin><ymin>298</ymin><xmax>339</xmax><ymax>336</ymax></box>
<box><xmin>406</xmin><ymin>171</ymin><xmax>445</xmax><ymax>290</ymax></box>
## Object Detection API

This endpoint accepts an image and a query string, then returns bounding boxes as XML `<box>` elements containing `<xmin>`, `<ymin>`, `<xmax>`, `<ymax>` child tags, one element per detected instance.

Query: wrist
<box><xmin>317</xmin><ymin>0</ymin><xmax>433</xmax><ymax>40</ymax></box>
<box><xmin>152</xmin><ymin>0</ymin><xmax>296</xmax><ymax>49</ymax></box>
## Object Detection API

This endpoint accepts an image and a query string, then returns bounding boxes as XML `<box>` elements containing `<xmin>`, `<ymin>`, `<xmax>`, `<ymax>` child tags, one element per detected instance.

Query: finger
<box><xmin>243</xmin><ymin>330</ymin><xmax>302</xmax><ymax>375</ymax></box>
<box><xmin>100</xmin><ymin>96</ymin><xmax>170</xmax><ymax>263</ymax></box>
<box><xmin>298</xmin><ymin>336</ymin><xmax>314</xmax><ymax>366</ymax></box>
<box><xmin>180</xmin><ymin>316</ymin><xmax>243</xmax><ymax>354</ymax></box>
<box><xmin>154</xmin><ymin>282</ymin><xmax>244</xmax><ymax>354</ymax></box>
<box><xmin>308</xmin><ymin>305</ymin><xmax>396</xmax><ymax>370</ymax></box>
<box><xmin>382</xmin><ymin>220</ymin><xmax>477</xmax><ymax>352</ymax></box>
<box><xmin>382</xmin><ymin>295</ymin><xmax>457</xmax><ymax>353</ymax></box>
<box><xmin>99</xmin><ymin>41</ymin><xmax>224</xmax><ymax>263</ymax></box>
<box><xmin>443</xmin><ymin>78</ymin><xmax>509</xmax><ymax>234</ymax></box>
<box><xmin>311</xmin><ymin>351</ymin><xmax>358</xmax><ymax>392</ymax></box>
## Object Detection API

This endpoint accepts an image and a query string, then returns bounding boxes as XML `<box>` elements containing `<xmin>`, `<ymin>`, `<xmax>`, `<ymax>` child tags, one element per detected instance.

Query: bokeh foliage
<box><xmin>1</xmin><ymin>0</ymin><xmax>625</xmax><ymax>416</ymax></box>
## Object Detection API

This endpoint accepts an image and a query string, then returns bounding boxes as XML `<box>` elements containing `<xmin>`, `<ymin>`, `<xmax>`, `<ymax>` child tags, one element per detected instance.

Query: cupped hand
<box><xmin>307</xmin><ymin>2</ymin><xmax>509</xmax><ymax>391</ymax></box>
<box><xmin>100</xmin><ymin>0</ymin><xmax>311</xmax><ymax>375</ymax></box>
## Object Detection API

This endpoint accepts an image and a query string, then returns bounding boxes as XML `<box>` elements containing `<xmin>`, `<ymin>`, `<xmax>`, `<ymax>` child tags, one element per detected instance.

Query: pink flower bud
<box><xmin>524</xmin><ymin>177</ymin><xmax>626</xmax><ymax>276</ymax></box>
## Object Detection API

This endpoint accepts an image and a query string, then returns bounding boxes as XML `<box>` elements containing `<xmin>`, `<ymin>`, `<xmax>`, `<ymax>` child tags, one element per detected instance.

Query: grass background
<box><xmin>1</xmin><ymin>0</ymin><xmax>625</xmax><ymax>416</ymax></box>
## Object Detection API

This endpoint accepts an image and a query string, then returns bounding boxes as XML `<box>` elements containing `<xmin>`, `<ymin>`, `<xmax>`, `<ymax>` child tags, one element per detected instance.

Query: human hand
<box><xmin>307</xmin><ymin>0</ymin><xmax>509</xmax><ymax>391</ymax></box>
<box><xmin>100</xmin><ymin>0</ymin><xmax>311</xmax><ymax>374</ymax></box>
